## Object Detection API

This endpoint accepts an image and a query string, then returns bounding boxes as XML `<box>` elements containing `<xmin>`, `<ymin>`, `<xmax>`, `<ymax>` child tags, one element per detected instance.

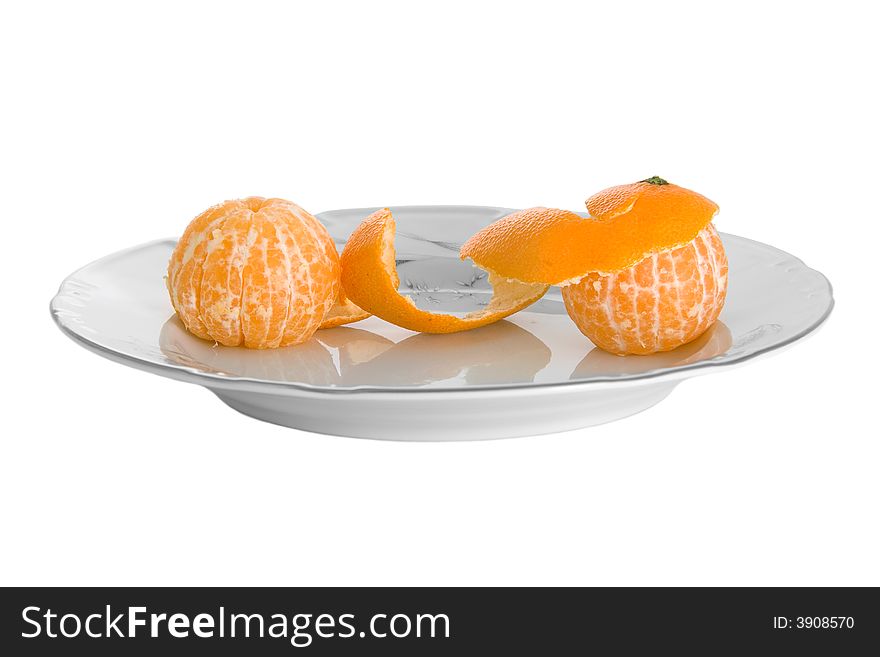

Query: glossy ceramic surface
<box><xmin>51</xmin><ymin>206</ymin><xmax>833</xmax><ymax>440</ymax></box>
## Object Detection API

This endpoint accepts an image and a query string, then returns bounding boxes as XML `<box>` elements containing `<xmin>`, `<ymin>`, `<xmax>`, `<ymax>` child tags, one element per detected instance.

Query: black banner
<box><xmin>1</xmin><ymin>587</ymin><xmax>876</xmax><ymax>654</ymax></box>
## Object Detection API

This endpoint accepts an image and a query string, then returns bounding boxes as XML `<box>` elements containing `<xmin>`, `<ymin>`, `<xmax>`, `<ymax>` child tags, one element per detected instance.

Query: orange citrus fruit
<box><xmin>563</xmin><ymin>223</ymin><xmax>728</xmax><ymax>354</ymax></box>
<box><xmin>461</xmin><ymin>177</ymin><xmax>727</xmax><ymax>354</ymax></box>
<box><xmin>167</xmin><ymin>196</ymin><xmax>340</xmax><ymax>349</ymax></box>
<box><xmin>340</xmin><ymin>208</ymin><xmax>548</xmax><ymax>334</ymax></box>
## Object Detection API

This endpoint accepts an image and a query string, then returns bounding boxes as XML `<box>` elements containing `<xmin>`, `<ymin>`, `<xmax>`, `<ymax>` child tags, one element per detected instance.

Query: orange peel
<box><xmin>460</xmin><ymin>178</ymin><xmax>719</xmax><ymax>284</ymax></box>
<box><xmin>319</xmin><ymin>290</ymin><xmax>371</xmax><ymax>329</ymax></box>
<box><xmin>340</xmin><ymin>208</ymin><xmax>548</xmax><ymax>334</ymax></box>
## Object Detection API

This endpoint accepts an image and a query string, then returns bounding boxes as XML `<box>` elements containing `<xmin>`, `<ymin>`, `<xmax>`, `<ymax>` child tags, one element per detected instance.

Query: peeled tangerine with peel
<box><xmin>167</xmin><ymin>197</ymin><xmax>364</xmax><ymax>349</ymax></box>
<box><xmin>460</xmin><ymin>177</ymin><xmax>728</xmax><ymax>355</ymax></box>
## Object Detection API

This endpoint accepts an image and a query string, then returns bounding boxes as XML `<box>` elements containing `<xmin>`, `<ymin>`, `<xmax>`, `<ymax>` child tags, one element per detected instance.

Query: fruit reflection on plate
<box><xmin>159</xmin><ymin>316</ymin><xmax>340</xmax><ymax>386</ymax></box>
<box><xmin>570</xmin><ymin>322</ymin><xmax>733</xmax><ymax>380</ymax></box>
<box><xmin>161</xmin><ymin>310</ymin><xmax>734</xmax><ymax>389</ymax></box>
<box><xmin>159</xmin><ymin>316</ymin><xmax>552</xmax><ymax>388</ymax></box>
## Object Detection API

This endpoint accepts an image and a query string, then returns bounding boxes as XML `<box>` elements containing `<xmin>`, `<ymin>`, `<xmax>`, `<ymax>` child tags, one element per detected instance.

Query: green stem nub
<box><xmin>640</xmin><ymin>176</ymin><xmax>669</xmax><ymax>185</ymax></box>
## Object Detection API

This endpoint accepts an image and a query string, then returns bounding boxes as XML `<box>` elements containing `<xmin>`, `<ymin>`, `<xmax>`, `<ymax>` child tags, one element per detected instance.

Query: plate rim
<box><xmin>50</xmin><ymin>206</ymin><xmax>835</xmax><ymax>396</ymax></box>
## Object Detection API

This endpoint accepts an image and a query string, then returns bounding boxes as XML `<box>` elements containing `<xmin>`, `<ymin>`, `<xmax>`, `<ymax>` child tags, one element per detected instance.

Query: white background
<box><xmin>2</xmin><ymin>1</ymin><xmax>877</xmax><ymax>586</ymax></box>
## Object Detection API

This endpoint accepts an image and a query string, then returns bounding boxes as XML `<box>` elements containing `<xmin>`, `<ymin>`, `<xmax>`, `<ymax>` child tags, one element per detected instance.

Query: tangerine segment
<box><xmin>199</xmin><ymin>206</ymin><xmax>253</xmax><ymax>346</ymax></box>
<box><xmin>460</xmin><ymin>184</ymin><xmax>718</xmax><ymax>285</ymax></box>
<box><xmin>562</xmin><ymin>224</ymin><xmax>728</xmax><ymax>355</ymax></box>
<box><xmin>167</xmin><ymin>199</ymin><xmax>243</xmax><ymax>341</ymax></box>
<box><xmin>319</xmin><ymin>291</ymin><xmax>371</xmax><ymax>329</ymax></box>
<box><xmin>340</xmin><ymin>208</ymin><xmax>548</xmax><ymax>334</ymax></box>
<box><xmin>167</xmin><ymin>197</ymin><xmax>340</xmax><ymax>349</ymax></box>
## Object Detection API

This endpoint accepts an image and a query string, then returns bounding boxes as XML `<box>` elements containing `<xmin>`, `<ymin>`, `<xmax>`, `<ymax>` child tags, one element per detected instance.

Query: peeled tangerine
<box><xmin>167</xmin><ymin>197</ymin><xmax>350</xmax><ymax>349</ymax></box>
<box><xmin>460</xmin><ymin>177</ymin><xmax>728</xmax><ymax>355</ymax></box>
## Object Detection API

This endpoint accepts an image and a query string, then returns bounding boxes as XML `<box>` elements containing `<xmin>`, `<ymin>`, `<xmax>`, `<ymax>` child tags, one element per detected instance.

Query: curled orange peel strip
<box><xmin>460</xmin><ymin>181</ymin><xmax>719</xmax><ymax>285</ymax></box>
<box><xmin>340</xmin><ymin>209</ymin><xmax>548</xmax><ymax>334</ymax></box>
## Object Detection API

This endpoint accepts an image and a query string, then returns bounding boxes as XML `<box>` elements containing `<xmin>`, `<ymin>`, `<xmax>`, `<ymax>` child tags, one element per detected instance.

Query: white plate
<box><xmin>51</xmin><ymin>206</ymin><xmax>833</xmax><ymax>440</ymax></box>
